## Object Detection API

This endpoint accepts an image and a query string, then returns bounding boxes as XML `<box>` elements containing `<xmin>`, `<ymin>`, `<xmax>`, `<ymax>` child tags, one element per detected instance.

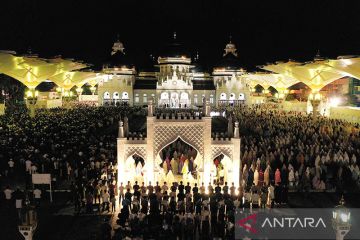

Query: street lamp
<box><xmin>75</xmin><ymin>87</ymin><xmax>83</xmax><ymax>96</ymax></box>
<box><xmin>308</xmin><ymin>91</ymin><xmax>322</xmax><ymax>116</ymax></box>
<box><xmin>62</xmin><ymin>90</ymin><xmax>75</xmax><ymax>108</ymax></box>
<box><xmin>332</xmin><ymin>196</ymin><xmax>351</xmax><ymax>240</ymax></box>
<box><xmin>24</xmin><ymin>89</ymin><xmax>38</xmax><ymax>118</ymax></box>
<box><xmin>90</xmin><ymin>86</ymin><xmax>97</xmax><ymax>95</ymax></box>
<box><xmin>18</xmin><ymin>205</ymin><xmax>37</xmax><ymax>240</ymax></box>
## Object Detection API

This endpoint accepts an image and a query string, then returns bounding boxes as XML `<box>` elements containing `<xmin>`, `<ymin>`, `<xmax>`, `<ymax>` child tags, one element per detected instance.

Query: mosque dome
<box><xmin>191</xmin><ymin>52</ymin><xmax>207</xmax><ymax>73</ymax></box>
<box><xmin>214</xmin><ymin>38</ymin><xmax>244</xmax><ymax>71</ymax></box>
<box><xmin>103</xmin><ymin>39</ymin><xmax>134</xmax><ymax>69</ymax></box>
<box><xmin>158</xmin><ymin>32</ymin><xmax>191</xmax><ymax>59</ymax></box>
<box><xmin>138</xmin><ymin>54</ymin><xmax>157</xmax><ymax>73</ymax></box>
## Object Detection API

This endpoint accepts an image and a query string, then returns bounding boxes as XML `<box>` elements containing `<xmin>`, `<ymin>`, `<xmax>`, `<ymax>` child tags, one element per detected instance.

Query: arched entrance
<box><xmin>213</xmin><ymin>153</ymin><xmax>232</xmax><ymax>185</ymax></box>
<box><xmin>160</xmin><ymin>92</ymin><xmax>169</xmax><ymax>107</ymax></box>
<box><xmin>180</xmin><ymin>92</ymin><xmax>190</xmax><ymax>108</ymax></box>
<box><xmin>124</xmin><ymin>154</ymin><xmax>145</xmax><ymax>185</ymax></box>
<box><xmin>170</xmin><ymin>92</ymin><xmax>179</xmax><ymax>108</ymax></box>
<box><xmin>157</xmin><ymin>137</ymin><xmax>198</xmax><ymax>183</ymax></box>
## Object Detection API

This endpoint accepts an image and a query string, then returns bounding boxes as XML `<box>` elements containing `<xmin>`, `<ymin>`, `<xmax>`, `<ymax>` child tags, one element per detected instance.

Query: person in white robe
<box><xmin>170</xmin><ymin>158</ymin><xmax>178</xmax><ymax>175</ymax></box>
<box><xmin>253</xmin><ymin>168</ymin><xmax>259</xmax><ymax>186</ymax></box>
<box><xmin>166</xmin><ymin>170</ymin><xmax>175</xmax><ymax>186</ymax></box>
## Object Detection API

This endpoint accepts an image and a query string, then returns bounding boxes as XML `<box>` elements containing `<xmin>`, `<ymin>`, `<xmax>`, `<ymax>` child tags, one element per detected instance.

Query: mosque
<box><xmin>98</xmin><ymin>32</ymin><xmax>250</xmax><ymax>108</ymax></box>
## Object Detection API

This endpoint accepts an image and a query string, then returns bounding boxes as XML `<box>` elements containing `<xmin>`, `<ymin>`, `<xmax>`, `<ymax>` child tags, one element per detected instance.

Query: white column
<box><xmin>203</xmin><ymin>117</ymin><xmax>212</xmax><ymax>185</ymax></box>
<box><xmin>146</xmin><ymin>116</ymin><xmax>155</xmax><ymax>184</ymax></box>
<box><xmin>117</xmin><ymin>138</ymin><xmax>126</xmax><ymax>186</ymax></box>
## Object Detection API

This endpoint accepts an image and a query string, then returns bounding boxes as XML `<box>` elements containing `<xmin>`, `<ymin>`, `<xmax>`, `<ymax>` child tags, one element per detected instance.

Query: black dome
<box><xmin>138</xmin><ymin>55</ymin><xmax>156</xmax><ymax>72</ymax></box>
<box><xmin>104</xmin><ymin>50</ymin><xmax>134</xmax><ymax>69</ymax></box>
<box><xmin>191</xmin><ymin>53</ymin><xmax>207</xmax><ymax>73</ymax></box>
<box><xmin>214</xmin><ymin>53</ymin><xmax>243</xmax><ymax>70</ymax></box>
<box><xmin>158</xmin><ymin>33</ymin><xmax>190</xmax><ymax>59</ymax></box>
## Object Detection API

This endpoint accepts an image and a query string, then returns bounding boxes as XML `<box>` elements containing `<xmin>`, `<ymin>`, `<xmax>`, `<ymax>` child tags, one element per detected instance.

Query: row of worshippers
<box><xmin>112</xmin><ymin>179</ymin><xmax>286</xmax><ymax>239</ymax></box>
<box><xmin>235</xmin><ymin>104</ymin><xmax>360</xmax><ymax>192</ymax></box>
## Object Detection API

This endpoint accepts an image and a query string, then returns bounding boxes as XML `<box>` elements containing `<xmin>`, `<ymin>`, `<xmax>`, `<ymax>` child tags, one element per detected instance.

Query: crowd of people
<box><xmin>114</xmin><ymin>180</ymin><xmax>243</xmax><ymax>239</ymax></box>
<box><xmin>0</xmin><ymin>106</ymin><xmax>138</xmax><ymax>216</ymax></box>
<box><xmin>1</xmin><ymin>103</ymin><xmax>360</xmax><ymax>239</ymax></box>
<box><xmin>236</xmin><ymin>104</ymin><xmax>360</xmax><ymax>193</ymax></box>
<box><xmin>160</xmin><ymin>139</ymin><xmax>197</xmax><ymax>176</ymax></box>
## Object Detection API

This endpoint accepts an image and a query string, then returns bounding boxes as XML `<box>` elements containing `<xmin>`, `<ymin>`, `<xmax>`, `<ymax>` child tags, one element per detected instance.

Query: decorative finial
<box><xmin>111</xmin><ymin>39</ymin><xmax>125</xmax><ymax>55</ymax></box>
<box><xmin>224</xmin><ymin>39</ymin><xmax>237</xmax><ymax>57</ymax></box>
<box><xmin>314</xmin><ymin>49</ymin><xmax>324</xmax><ymax>61</ymax></box>
<box><xmin>339</xmin><ymin>195</ymin><xmax>345</xmax><ymax>206</ymax></box>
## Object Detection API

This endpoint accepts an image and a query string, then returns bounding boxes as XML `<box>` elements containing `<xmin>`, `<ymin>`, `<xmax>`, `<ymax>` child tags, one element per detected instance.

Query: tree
<box><xmin>0</xmin><ymin>74</ymin><xmax>25</xmax><ymax>105</ymax></box>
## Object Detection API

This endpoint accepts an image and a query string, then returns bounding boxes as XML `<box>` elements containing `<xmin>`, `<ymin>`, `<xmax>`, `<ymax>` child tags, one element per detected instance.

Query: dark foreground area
<box><xmin>1</xmin><ymin>191</ymin><xmax>358</xmax><ymax>240</ymax></box>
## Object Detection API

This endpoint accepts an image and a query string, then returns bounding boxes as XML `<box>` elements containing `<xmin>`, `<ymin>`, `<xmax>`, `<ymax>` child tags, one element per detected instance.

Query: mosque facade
<box><xmin>98</xmin><ymin>33</ymin><xmax>251</xmax><ymax>108</ymax></box>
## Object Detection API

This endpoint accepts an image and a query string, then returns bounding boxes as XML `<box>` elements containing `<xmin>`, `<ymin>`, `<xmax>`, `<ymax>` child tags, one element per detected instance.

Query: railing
<box><xmin>154</xmin><ymin>107</ymin><xmax>203</xmax><ymax>119</ymax></box>
<box><xmin>103</xmin><ymin>99</ymin><xmax>129</xmax><ymax>106</ymax></box>
<box><xmin>217</xmin><ymin>100</ymin><xmax>245</xmax><ymax>107</ymax></box>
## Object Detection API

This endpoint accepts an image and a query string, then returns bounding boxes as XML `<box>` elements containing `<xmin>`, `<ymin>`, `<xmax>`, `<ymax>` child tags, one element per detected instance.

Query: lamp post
<box><xmin>332</xmin><ymin>196</ymin><xmax>351</xmax><ymax>240</ymax></box>
<box><xmin>18</xmin><ymin>205</ymin><xmax>37</xmax><ymax>240</ymax></box>
<box><xmin>24</xmin><ymin>88</ymin><xmax>38</xmax><ymax>118</ymax></box>
<box><xmin>275</xmin><ymin>90</ymin><xmax>288</xmax><ymax>103</ymax></box>
<box><xmin>75</xmin><ymin>87</ymin><xmax>83</xmax><ymax>101</ymax></box>
<box><xmin>308</xmin><ymin>91</ymin><xmax>322</xmax><ymax>116</ymax></box>
<box><xmin>62</xmin><ymin>90</ymin><xmax>74</xmax><ymax>108</ymax></box>
<box><xmin>90</xmin><ymin>86</ymin><xmax>97</xmax><ymax>95</ymax></box>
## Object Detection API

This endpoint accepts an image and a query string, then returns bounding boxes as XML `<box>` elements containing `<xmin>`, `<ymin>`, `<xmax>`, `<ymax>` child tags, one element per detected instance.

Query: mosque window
<box><xmin>194</xmin><ymin>94</ymin><xmax>198</xmax><ymax>104</ymax></box>
<box><xmin>210</xmin><ymin>95</ymin><xmax>214</xmax><ymax>104</ymax></box>
<box><xmin>122</xmin><ymin>92</ymin><xmax>129</xmax><ymax>99</ymax></box>
<box><xmin>220</xmin><ymin>93</ymin><xmax>227</xmax><ymax>100</ymax></box>
<box><xmin>239</xmin><ymin>93</ymin><xmax>245</xmax><ymax>100</ymax></box>
<box><xmin>113</xmin><ymin>92</ymin><xmax>120</xmax><ymax>99</ymax></box>
<box><xmin>135</xmin><ymin>94</ymin><xmax>139</xmax><ymax>103</ymax></box>
<box><xmin>104</xmin><ymin>92</ymin><xmax>110</xmax><ymax>99</ymax></box>
<box><xmin>143</xmin><ymin>94</ymin><xmax>147</xmax><ymax>103</ymax></box>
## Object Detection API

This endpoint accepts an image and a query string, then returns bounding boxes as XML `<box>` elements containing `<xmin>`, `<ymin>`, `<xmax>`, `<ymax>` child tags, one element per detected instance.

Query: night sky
<box><xmin>1</xmin><ymin>0</ymin><xmax>360</xmax><ymax>71</ymax></box>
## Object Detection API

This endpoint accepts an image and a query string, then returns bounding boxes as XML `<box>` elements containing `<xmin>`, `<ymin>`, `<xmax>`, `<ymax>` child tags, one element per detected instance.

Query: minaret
<box><xmin>148</xmin><ymin>97</ymin><xmax>154</xmax><ymax>116</ymax></box>
<box><xmin>118</xmin><ymin>120</ymin><xmax>124</xmax><ymax>138</ymax></box>
<box><xmin>227</xmin><ymin>114</ymin><xmax>234</xmax><ymax>137</ymax></box>
<box><xmin>234</xmin><ymin>121</ymin><xmax>240</xmax><ymax>138</ymax></box>
<box><xmin>123</xmin><ymin>116</ymin><xmax>129</xmax><ymax>137</ymax></box>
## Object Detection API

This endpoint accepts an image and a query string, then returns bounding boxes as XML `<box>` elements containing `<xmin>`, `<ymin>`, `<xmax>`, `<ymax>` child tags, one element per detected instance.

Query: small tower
<box><xmin>227</xmin><ymin>114</ymin><xmax>234</xmax><ymax>138</ymax></box>
<box><xmin>118</xmin><ymin>120</ymin><xmax>124</xmax><ymax>138</ymax></box>
<box><xmin>223</xmin><ymin>36</ymin><xmax>238</xmax><ymax>57</ymax></box>
<box><xmin>123</xmin><ymin>116</ymin><xmax>129</xmax><ymax>137</ymax></box>
<box><xmin>148</xmin><ymin>98</ymin><xmax>154</xmax><ymax>117</ymax></box>
<box><xmin>234</xmin><ymin>121</ymin><xmax>240</xmax><ymax>138</ymax></box>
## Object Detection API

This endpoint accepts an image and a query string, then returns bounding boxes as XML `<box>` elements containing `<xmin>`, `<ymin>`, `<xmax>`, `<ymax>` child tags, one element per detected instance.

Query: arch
<box><xmin>156</xmin><ymin>135</ymin><xmax>201</xmax><ymax>168</ymax></box>
<box><xmin>220</xmin><ymin>92</ymin><xmax>227</xmax><ymax>100</ymax></box>
<box><xmin>124</xmin><ymin>153</ymin><xmax>146</xmax><ymax>185</ymax></box>
<box><xmin>122</xmin><ymin>91</ymin><xmax>129</xmax><ymax>99</ymax></box>
<box><xmin>113</xmin><ymin>92</ymin><xmax>120</xmax><ymax>99</ymax></box>
<box><xmin>180</xmin><ymin>92</ymin><xmax>189</xmax><ymax>100</ymax></box>
<box><xmin>229</xmin><ymin>93</ymin><xmax>236</xmax><ymax>100</ymax></box>
<box><xmin>238</xmin><ymin>93</ymin><xmax>245</xmax><ymax>100</ymax></box>
<box><xmin>213</xmin><ymin>152</ymin><xmax>233</xmax><ymax>184</ymax></box>
<box><xmin>103</xmin><ymin>91</ymin><xmax>110</xmax><ymax>99</ymax></box>
<box><xmin>210</xmin><ymin>94</ymin><xmax>214</xmax><ymax>104</ymax></box>
<box><xmin>161</xmin><ymin>92</ymin><xmax>169</xmax><ymax>99</ymax></box>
